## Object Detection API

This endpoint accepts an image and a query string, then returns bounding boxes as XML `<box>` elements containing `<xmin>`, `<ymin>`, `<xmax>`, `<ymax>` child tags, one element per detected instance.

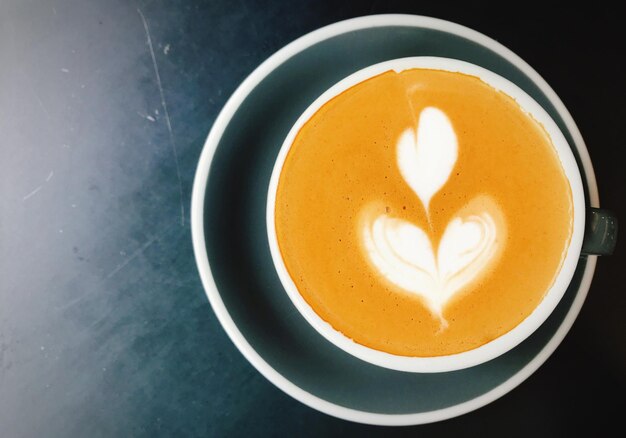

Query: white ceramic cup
<box><xmin>266</xmin><ymin>57</ymin><xmax>586</xmax><ymax>373</ymax></box>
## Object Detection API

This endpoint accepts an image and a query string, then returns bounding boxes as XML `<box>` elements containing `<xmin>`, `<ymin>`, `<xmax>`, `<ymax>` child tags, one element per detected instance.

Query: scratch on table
<box><xmin>54</xmin><ymin>224</ymin><xmax>168</xmax><ymax>310</ymax></box>
<box><xmin>104</xmin><ymin>220</ymin><xmax>177</xmax><ymax>281</ymax></box>
<box><xmin>105</xmin><ymin>232</ymin><xmax>162</xmax><ymax>280</ymax></box>
<box><xmin>32</xmin><ymin>89</ymin><xmax>51</xmax><ymax>119</ymax></box>
<box><xmin>137</xmin><ymin>111</ymin><xmax>156</xmax><ymax>122</ymax></box>
<box><xmin>137</xmin><ymin>8</ymin><xmax>185</xmax><ymax>227</ymax></box>
<box><xmin>55</xmin><ymin>223</ymin><xmax>169</xmax><ymax>310</ymax></box>
<box><xmin>22</xmin><ymin>186</ymin><xmax>42</xmax><ymax>201</ymax></box>
<box><xmin>23</xmin><ymin>170</ymin><xmax>55</xmax><ymax>200</ymax></box>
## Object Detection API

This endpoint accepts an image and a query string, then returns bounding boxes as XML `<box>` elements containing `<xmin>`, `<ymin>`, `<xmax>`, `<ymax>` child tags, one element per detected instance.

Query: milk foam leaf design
<box><xmin>397</xmin><ymin>107</ymin><xmax>458</xmax><ymax>213</ymax></box>
<box><xmin>363</xmin><ymin>208</ymin><xmax>501</xmax><ymax>322</ymax></box>
<box><xmin>362</xmin><ymin>107</ymin><xmax>504</xmax><ymax>325</ymax></box>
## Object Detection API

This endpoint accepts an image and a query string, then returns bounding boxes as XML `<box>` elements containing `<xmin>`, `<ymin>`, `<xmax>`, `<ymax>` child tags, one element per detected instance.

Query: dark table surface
<box><xmin>1</xmin><ymin>1</ymin><xmax>624</xmax><ymax>436</ymax></box>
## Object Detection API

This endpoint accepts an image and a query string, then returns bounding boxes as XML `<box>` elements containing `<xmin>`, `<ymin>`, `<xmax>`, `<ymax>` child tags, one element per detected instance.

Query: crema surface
<box><xmin>275</xmin><ymin>69</ymin><xmax>572</xmax><ymax>357</ymax></box>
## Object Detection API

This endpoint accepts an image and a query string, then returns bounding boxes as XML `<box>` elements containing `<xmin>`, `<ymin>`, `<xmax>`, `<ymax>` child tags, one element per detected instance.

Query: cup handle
<box><xmin>582</xmin><ymin>208</ymin><xmax>618</xmax><ymax>256</ymax></box>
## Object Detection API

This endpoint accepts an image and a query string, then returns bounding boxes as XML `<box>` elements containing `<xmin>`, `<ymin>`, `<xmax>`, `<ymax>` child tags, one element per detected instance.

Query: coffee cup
<box><xmin>266</xmin><ymin>57</ymin><xmax>617</xmax><ymax>373</ymax></box>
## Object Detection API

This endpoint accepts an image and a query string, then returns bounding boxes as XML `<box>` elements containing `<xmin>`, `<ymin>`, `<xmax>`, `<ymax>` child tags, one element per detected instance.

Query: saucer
<box><xmin>191</xmin><ymin>15</ymin><xmax>599</xmax><ymax>425</ymax></box>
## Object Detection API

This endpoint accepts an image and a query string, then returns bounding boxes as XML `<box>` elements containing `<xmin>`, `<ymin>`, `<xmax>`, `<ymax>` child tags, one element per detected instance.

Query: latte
<box><xmin>273</xmin><ymin>68</ymin><xmax>572</xmax><ymax>357</ymax></box>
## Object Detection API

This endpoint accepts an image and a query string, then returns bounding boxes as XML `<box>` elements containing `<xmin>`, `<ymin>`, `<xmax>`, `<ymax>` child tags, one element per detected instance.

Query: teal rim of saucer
<box><xmin>191</xmin><ymin>15</ymin><xmax>600</xmax><ymax>426</ymax></box>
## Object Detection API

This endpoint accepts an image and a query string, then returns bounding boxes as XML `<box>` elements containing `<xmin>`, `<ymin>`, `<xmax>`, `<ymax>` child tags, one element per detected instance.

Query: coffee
<box><xmin>274</xmin><ymin>68</ymin><xmax>572</xmax><ymax>357</ymax></box>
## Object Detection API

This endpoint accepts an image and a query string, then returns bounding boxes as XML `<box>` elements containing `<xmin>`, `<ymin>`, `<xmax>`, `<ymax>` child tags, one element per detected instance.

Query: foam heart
<box><xmin>397</xmin><ymin>107</ymin><xmax>458</xmax><ymax>214</ymax></box>
<box><xmin>363</xmin><ymin>203</ymin><xmax>501</xmax><ymax>323</ymax></box>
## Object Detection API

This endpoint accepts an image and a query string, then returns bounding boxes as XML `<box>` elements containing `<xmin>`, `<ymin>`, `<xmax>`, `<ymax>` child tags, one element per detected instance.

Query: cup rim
<box><xmin>266</xmin><ymin>56</ymin><xmax>586</xmax><ymax>373</ymax></box>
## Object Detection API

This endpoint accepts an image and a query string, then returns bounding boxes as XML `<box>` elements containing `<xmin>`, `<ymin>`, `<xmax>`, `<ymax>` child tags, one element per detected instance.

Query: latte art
<box><xmin>362</xmin><ymin>107</ymin><xmax>506</xmax><ymax>325</ymax></box>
